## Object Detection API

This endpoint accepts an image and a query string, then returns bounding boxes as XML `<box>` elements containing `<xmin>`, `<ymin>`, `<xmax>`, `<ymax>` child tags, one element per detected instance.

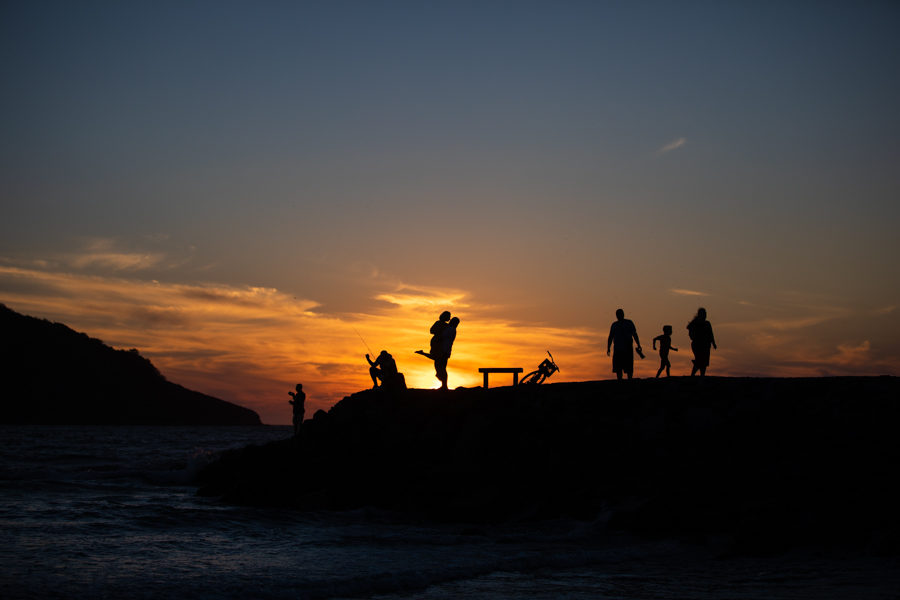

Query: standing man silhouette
<box><xmin>607</xmin><ymin>309</ymin><xmax>643</xmax><ymax>380</ymax></box>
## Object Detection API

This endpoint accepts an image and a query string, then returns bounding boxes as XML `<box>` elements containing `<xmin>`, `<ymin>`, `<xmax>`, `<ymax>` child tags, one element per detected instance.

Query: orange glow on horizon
<box><xmin>1</xmin><ymin>263</ymin><xmax>898</xmax><ymax>424</ymax></box>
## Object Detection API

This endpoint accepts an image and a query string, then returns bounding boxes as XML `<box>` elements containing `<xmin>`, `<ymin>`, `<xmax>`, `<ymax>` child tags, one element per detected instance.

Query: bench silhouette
<box><xmin>478</xmin><ymin>367</ymin><xmax>524</xmax><ymax>389</ymax></box>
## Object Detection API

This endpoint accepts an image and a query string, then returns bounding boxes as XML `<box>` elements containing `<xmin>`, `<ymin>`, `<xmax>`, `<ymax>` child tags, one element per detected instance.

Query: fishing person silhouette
<box><xmin>415</xmin><ymin>311</ymin><xmax>451</xmax><ymax>360</ymax></box>
<box><xmin>352</xmin><ymin>328</ymin><xmax>406</xmax><ymax>390</ymax></box>
<box><xmin>366</xmin><ymin>350</ymin><xmax>402</xmax><ymax>389</ymax></box>
<box><xmin>288</xmin><ymin>383</ymin><xmax>305</xmax><ymax>437</ymax></box>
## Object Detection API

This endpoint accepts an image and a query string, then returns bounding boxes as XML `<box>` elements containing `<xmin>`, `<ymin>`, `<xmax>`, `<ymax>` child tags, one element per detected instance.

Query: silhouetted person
<box><xmin>367</xmin><ymin>350</ymin><xmax>399</xmax><ymax>389</ymax></box>
<box><xmin>652</xmin><ymin>325</ymin><xmax>678</xmax><ymax>378</ymax></box>
<box><xmin>607</xmin><ymin>308</ymin><xmax>642</xmax><ymax>380</ymax></box>
<box><xmin>415</xmin><ymin>311</ymin><xmax>451</xmax><ymax>360</ymax></box>
<box><xmin>288</xmin><ymin>383</ymin><xmax>305</xmax><ymax>437</ymax></box>
<box><xmin>433</xmin><ymin>316</ymin><xmax>459</xmax><ymax>390</ymax></box>
<box><xmin>687</xmin><ymin>307</ymin><xmax>717</xmax><ymax>377</ymax></box>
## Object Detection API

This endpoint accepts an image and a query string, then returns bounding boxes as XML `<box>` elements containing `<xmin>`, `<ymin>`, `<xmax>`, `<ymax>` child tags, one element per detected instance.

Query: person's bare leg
<box><xmin>435</xmin><ymin>357</ymin><xmax>448</xmax><ymax>390</ymax></box>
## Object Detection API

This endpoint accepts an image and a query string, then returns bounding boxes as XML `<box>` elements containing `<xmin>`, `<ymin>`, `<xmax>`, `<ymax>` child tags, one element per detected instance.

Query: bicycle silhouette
<box><xmin>520</xmin><ymin>351</ymin><xmax>559</xmax><ymax>385</ymax></box>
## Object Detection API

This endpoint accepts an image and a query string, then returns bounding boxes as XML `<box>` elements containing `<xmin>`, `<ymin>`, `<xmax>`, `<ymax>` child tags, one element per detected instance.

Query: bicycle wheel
<box><xmin>520</xmin><ymin>370</ymin><xmax>542</xmax><ymax>385</ymax></box>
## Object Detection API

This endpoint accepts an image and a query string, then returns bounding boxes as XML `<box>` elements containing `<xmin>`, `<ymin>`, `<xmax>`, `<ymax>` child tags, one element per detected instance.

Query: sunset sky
<box><xmin>2</xmin><ymin>1</ymin><xmax>898</xmax><ymax>424</ymax></box>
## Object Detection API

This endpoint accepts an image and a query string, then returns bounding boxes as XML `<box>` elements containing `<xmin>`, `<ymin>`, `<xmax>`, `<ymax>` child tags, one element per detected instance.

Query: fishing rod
<box><xmin>352</xmin><ymin>327</ymin><xmax>375</xmax><ymax>357</ymax></box>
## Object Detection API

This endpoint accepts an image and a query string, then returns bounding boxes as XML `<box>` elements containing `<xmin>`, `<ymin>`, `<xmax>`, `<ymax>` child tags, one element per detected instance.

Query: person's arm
<box><xmin>632</xmin><ymin>324</ymin><xmax>641</xmax><ymax>351</ymax></box>
<box><xmin>366</xmin><ymin>354</ymin><xmax>375</xmax><ymax>367</ymax></box>
<box><xmin>652</xmin><ymin>335</ymin><xmax>660</xmax><ymax>350</ymax></box>
<box><xmin>709</xmin><ymin>324</ymin><xmax>717</xmax><ymax>350</ymax></box>
<box><xmin>607</xmin><ymin>325</ymin><xmax>614</xmax><ymax>355</ymax></box>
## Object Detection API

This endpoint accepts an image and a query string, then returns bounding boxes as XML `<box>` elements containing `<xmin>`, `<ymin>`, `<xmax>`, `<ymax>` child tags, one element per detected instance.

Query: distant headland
<box><xmin>0</xmin><ymin>304</ymin><xmax>261</xmax><ymax>425</ymax></box>
<box><xmin>199</xmin><ymin>376</ymin><xmax>900</xmax><ymax>555</ymax></box>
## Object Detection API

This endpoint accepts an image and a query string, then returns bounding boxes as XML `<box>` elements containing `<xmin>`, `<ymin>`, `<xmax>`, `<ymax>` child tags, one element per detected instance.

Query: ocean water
<box><xmin>1</xmin><ymin>425</ymin><xmax>897</xmax><ymax>600</ymax></box>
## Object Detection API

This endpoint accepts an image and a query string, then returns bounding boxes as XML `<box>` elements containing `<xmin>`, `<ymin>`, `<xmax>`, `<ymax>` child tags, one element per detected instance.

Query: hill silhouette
<box><xmin>198</xmin><ymin>377</ymin><xmax>900</xmax><ymax>555</ymax></box>
<box><xmin>0</xmin><ymin>304</ymin><xmax>261</xmax><ymax>425</ymax></box>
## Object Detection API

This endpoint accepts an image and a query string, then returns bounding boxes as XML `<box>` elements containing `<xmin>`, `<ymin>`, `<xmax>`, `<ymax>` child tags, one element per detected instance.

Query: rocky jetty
<box><xmin>198</xmin><ymin>376</ymin><xmax>900</xmax><ymax>555</ymax></box>
<box><xmin>0</xmin><ymin>304</ymin><xmax>261</xmax><ymax>425</ymax></box>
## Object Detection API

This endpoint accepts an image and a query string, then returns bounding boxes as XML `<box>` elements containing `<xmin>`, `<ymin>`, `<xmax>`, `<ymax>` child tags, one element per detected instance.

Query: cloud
<box><xmin>374</xmin><ymin>284</ymin><xmax>470</xmax><ymax>310</ymax></box>
<box><xmin>657</xmin><ymin>137</ymin><xmax>687</xmax><ymax>155</ymax></box>
<box><xmin>711</xmin><ymin>295</ymin><xmax>898</xmax><ymax>377</ymax></box>
<box><xmin>60</xmin><ymin>237</ymin><xmax>165</xmax><ymax>271</ymax></box>
<box><xmin>13</xmin><ymin>237</ymin><xmax>202</xmax><ymax>275</ymax></box>
<box><xmin>67</xmin><ymin>251</ymin><xmax>164</xmax><ymax>271</ymax></box>
<box><xmin>752</xmin><ymin>315</ymin><xmax>839</xmax><ymax>332</ymax></box>
<box><xmin>832</xmin><ymin>340</ymin><xmax>871</xmax><ymax>367</ymax></box>
<box><xmin>731</xmin><ymin>338</ymin><xmax>885</xmax><ymax>377</ymax></box>
<box><xmin>669</xmin><ymin>288</ymin><xmax>708</xmax><ymax>297</ymax></box>
<box><xmin>872</xmin><ymin>305</ymin><xmax>896</xmax><ymax>316</ymax></box>
<box><xmin>128</xmin><ymin>306</ymin><xmax>191</xmax><ymax>328</ymax></box>
<box><xmin>0</xmin><ymin>237</ymin><xmax>200</xmax><ymax>275</ymax></box>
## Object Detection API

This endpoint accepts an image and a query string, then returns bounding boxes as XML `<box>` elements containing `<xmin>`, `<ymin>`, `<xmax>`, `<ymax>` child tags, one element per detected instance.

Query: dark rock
<box><xmin>0</xmin><ymin>303</ymin><xmax>261</xmax><ymax>425</ymax></box>
<box><xmin>197</xmin><ymin>376</ymin><xmax>900</xmax><ymax>554</ymax></box>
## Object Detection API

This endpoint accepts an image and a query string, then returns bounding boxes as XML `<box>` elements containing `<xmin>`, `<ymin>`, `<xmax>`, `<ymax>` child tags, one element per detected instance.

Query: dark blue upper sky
<box><xmin>1</xmin><ymin>1</ymin><xmax>898</xmax><ymax>387</ymax></box>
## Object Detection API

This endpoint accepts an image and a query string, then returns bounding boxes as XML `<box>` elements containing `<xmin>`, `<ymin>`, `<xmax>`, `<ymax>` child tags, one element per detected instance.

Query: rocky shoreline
<box><xmin>197</xmin><ymin>377</ymin><xmax>900</xmax><ymax>555</ymax></box>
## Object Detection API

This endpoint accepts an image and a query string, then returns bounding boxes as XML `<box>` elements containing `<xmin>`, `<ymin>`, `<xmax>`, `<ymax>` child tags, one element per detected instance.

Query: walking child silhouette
<box><xmin>652</xmin><ymin>325</ymin><xmax>678</xmax><ymax>378</ymax></box>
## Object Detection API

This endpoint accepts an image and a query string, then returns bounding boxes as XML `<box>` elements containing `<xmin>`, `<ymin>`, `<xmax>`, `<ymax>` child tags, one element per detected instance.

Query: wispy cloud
<box><xmin>374</xmin><ymin>285</ymin><xmax>469</xmax><ymax>310</ymax></box>
<box><xmin>710</xmin><ymin>295</ymin><xmax>898</xmax><ymax>377</ymax></box>
<box><xmin>67</xmin><ymin>251</ymin><xmax>164</xmax><ymax>271</ymax></box>
<box><xmin>832</xmin><ymin>340</ymin><xmax>872</xmax><ymax>367</ymax></box>
<box><xmin>669</xmin><ymin>288</ymin><xmax>708</xmax><ymax>297</ymax></box>
<box><xmin>61</xmin><ymin>238</ymin><xmax>163</xmax><ymax>271</ymax></box>
<box><xmin>657</xmin><ymin>137</ymin><xmax>687</xmax><ymax>155</ymax></box>
<box><xmin>16</xmin><ymin>237</ymin><xmax>203</xmax><ymax>274</ymax></box>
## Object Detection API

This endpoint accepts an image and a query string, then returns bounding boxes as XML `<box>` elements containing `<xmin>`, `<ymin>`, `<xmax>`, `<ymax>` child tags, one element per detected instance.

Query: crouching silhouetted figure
<box><xmin>288</xmin><ymin>383</ymin><xmax>305</xmax><ymax>437</ymax></box>
<box><xmin>367</xmin><ymin>350</ymin><xmax>407</xmax><ymax>391</ymax></box>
